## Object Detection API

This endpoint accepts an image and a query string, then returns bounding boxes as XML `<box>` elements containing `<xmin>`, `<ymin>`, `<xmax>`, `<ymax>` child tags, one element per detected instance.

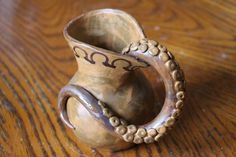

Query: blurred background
<box><xmin>0</xmin><ymin>0</ymin><xmax>235</xmax><ymax>157</ymax></box>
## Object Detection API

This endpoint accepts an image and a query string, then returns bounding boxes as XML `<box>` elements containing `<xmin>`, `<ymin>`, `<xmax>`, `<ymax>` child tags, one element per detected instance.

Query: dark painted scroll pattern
<box><xmin>73</xmin><ymin>46</ymin><xmax>149</xmax><ymax>71</ymax></box>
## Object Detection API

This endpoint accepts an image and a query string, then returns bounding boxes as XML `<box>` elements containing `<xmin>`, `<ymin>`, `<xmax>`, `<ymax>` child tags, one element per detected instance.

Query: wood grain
<box><xmin>0</xmin><ymin>0</ymin><xmax>236</xmax><ymax>156</ymax></box>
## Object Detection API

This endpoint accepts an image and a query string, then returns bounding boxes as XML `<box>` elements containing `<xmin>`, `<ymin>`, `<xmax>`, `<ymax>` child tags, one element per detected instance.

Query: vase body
<box><xmin>62</xmin><ymin>9</ymin><xmax>162</xmax><ymax>151</ymax></box>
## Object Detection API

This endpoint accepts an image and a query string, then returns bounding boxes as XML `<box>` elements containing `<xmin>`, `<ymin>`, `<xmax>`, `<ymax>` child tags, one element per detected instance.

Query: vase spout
<box><xmin>64</xmin><ymin>9</ymin><xmax>145</xmax><ymax>53</ymax></box>
<box><xmin>63</xmin><ymin>9</ymin><xmax>149</xmax><ymax>78</ymax></box>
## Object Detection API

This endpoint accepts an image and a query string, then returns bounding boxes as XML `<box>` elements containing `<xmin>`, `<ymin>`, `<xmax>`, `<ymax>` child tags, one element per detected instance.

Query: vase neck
<box><xmin>76</xmin><ymin>58</ymin><xmax>129</xmax><ymax>80</ymax></box>
<box><xmin>70</xmin><ymin>41</ymin><xmax>148</xmax><ymax>81</ymax></box>
<box><xmin>64</xmin><ymin>8</ymin><xmax>149</xmax><ymax>83</ymax></box>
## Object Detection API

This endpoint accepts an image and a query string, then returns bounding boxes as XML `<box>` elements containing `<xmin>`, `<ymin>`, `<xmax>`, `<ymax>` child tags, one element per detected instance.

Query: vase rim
<box><xmin>63</xmin><ymin>8</ymin><xmax>146</xmax><ymax>57</ymax></box>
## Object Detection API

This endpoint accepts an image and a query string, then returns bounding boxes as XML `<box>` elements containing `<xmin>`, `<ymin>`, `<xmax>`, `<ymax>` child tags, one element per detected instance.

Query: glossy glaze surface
<box><xmin>62</xmin><ymin>9</ymin><xmax>163</xmax><ymax>150</ymax></box>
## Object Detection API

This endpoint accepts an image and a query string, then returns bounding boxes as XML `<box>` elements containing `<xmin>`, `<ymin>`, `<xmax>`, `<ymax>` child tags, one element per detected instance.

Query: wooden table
<box><xmin>0</xmin><ymin>0</ymin><xmax>235</xmax><ymax>156</ymax></box>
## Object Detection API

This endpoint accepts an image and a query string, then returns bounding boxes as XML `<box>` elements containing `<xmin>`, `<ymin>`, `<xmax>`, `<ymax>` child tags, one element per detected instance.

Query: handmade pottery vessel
<box><xmin>58</xmin><ymin>9</ymin><xmax>185</xmax><ymax>151</ymax></box>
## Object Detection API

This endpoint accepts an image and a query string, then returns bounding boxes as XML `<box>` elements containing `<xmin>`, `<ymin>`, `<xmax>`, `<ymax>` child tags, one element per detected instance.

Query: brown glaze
<box><xmin>60</xmin><ymin>9</ymin><xmax>162</xmax><ymax>151</ymax></box>
<box><xmin>58</xmin><ymin>9</ymin><xmax>185</xmax><ymax>151</ymax></box>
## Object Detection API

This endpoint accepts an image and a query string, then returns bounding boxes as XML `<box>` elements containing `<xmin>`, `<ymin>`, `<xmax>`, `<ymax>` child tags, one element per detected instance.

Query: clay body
<box><xmin>58</xmin><ymin>9</ymin><xmax>185</xmax><ymax>151</ymax></box>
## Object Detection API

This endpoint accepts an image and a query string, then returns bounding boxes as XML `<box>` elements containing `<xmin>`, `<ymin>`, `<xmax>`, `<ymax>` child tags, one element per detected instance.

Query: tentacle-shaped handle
<box><xmin>58</xmin><ymin>84</ymin><xmax>115</xmax><ymax>131</ymax></box>
<box><xmin>97</xmin><ymin>38</ymin><xmax>185</xmax><ymax>144</ymax></box>
<box><xmin>58</xmin><ymin>38</ymin><xmax>185</xmax><ymax>144</ymax></box>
